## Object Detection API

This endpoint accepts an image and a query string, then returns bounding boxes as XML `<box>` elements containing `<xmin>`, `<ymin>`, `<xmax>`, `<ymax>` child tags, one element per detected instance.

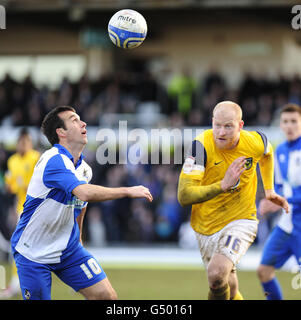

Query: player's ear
<box><xmin>56</xmin><ymin>127</ymin><xmax>66</xmax><ymax>139</ymax></box>
<box><xmin>239</xmin><ymin>120</ymin><xmax>244</xmax><ymax>130</ymax></box>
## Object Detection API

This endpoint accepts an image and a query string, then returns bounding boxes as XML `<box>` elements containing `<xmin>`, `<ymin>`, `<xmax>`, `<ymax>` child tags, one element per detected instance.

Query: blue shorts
<box><xmin>260</xmin><ymin>226</ymin><xmax>301</xmax><ymax>268</ymax></box>
<box><xmin>14</xmin><ymin>246</ymin><xmax>107</xmax><ymax>300</ymax></box>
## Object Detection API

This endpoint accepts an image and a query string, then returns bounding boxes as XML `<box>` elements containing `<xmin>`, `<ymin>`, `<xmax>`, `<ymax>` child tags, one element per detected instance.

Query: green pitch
<box><xmin>3</xmin><ymin>263</ymin><xmax>301</xmax><ymax>300</ymax></box>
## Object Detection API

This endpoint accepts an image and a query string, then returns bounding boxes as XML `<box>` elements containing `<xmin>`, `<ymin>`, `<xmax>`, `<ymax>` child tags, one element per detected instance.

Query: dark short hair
<box><xmin>41</xmin><ymin>106</ymin><xmax>76</xmax><ymax>145</ymax></box>
<box><xmin>18</xmin><ymin>127</ymin><xmax>30</xmax><ymax>141</ymax></box>
<box><xmin>280</xmin><ymin>103</ymin><xmax>301</xmax><ymax>115</ymax></box>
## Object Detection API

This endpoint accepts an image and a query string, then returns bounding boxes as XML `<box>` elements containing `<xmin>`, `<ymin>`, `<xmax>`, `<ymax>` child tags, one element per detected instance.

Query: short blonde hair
<box><xmin>213</xmin><ymin>101</ymin><xmax>242</xmax><ymax>121</ymax></box>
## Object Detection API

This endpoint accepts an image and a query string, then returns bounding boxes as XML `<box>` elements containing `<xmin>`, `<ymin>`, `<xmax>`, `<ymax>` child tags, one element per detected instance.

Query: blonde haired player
<box><xmin>1</xmin><ymin>128</ymin><xmax>40</xmax><ymax>298</ymax></box>
<box><xmin>178</xmin><ymin>101</ymin><xmax>289</xmax><ymax>300</ymax></box>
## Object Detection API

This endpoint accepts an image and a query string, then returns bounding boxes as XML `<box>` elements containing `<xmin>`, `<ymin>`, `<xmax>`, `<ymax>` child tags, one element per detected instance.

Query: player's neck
<box><xmin>228</xmin><ymin>137</ymin><xmax>240</xmax><ymax>150</ymax></box>
<box><xmin>59</xmin><ymin>141</ymin><xmax>85</xmax><ymax>166</ymax></box>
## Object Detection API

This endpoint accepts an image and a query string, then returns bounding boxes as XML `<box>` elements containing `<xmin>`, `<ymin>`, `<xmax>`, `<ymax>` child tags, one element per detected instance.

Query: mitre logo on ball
<box><xmin>108</xmin><ymin>9</ymin><xmax>147</xmax><ymax>49</ymax></box>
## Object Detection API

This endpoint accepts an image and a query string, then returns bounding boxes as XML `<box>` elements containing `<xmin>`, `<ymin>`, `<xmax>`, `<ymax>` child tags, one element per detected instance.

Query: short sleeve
<box><xmin>43</xmin><ymin>155</ymin><xmax>86</xmax><ymax>194</ymax></box>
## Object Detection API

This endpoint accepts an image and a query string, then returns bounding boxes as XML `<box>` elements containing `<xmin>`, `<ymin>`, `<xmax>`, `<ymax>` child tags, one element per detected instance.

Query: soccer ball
<box><xmin>108</xmin><ymin>9</ymin><xmax>147</xmax><ymax>49</ymax></box>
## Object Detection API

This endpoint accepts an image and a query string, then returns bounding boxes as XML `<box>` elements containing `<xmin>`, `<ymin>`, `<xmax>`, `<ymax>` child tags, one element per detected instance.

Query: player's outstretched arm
<box><xmin>72</xmin><ymin>184</ymin><xmax>153</xmax><ymax>203</ymax></box>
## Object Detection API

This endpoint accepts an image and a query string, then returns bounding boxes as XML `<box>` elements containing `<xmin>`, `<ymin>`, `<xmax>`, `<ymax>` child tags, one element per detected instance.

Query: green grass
<box><xmin>2</xmin><ymin>262</ymin><xmax>301</xmax><ymax>300</ymax></box>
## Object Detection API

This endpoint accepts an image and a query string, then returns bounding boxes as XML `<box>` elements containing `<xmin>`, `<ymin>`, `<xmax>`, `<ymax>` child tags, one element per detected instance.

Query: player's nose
<box><xmin>219</xmin><ymin>127</ymin><xmax>226</xmax><ymax>135</ymax></box>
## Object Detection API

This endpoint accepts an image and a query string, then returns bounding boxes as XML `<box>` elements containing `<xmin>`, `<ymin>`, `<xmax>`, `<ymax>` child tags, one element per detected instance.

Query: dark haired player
<box><xmin>11</xmin><ymin>106</ymin><xmax>153</xmax><ymax>300</ymax></box>
<box><xmin>257</xmin><ymin>104</ymin><xmax>301</xmax><ymax>299</ymax></box>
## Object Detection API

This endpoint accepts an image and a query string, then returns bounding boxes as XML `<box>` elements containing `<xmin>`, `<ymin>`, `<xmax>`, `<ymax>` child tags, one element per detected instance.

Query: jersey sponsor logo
<box><xmin>67</xmin><ymin>197</ymin><xmax>85</xmax><ymax>209</ymax></box>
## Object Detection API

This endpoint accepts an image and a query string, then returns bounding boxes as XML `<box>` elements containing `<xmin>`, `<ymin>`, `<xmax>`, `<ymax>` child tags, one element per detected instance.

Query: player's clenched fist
<box><xmin>221</xmin><ymin>156</ymin><xmax>246</xmax><ymax>192</ymax></box>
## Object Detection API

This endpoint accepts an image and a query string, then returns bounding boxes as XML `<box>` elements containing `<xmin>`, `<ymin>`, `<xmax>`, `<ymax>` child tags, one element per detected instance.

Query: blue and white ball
<box><xmin>108</xmin><ymin>9</ymin><xmax>147</xmax><ymax>49</ymax></box>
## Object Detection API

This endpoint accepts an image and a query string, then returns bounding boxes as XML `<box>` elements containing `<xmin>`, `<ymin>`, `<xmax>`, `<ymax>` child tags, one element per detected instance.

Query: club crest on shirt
<box><xmin>245</xmin><ymin>157</ymin><xmax>253</xmax><ymax>170</ymax></box>
<box><xmin>83</xmin><ymin>169</ymin><xmax>88</xmax><ymax>180</ymax></box>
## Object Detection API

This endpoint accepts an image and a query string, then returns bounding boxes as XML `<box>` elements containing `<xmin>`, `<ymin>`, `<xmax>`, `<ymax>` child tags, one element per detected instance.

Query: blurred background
<box><xmin>0</xmin><ymin>0</ymin><xmax>299</xmax><ymax>269</ymax></box>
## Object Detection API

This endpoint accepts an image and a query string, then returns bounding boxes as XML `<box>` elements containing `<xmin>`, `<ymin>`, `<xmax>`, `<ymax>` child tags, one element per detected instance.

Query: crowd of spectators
<box><xmin>0</xmin><ymin>68</ymin><xmax>300</xmax><ymax>128</ymax></box>
<box><xmin>0</xmin><ymin>68</ymin><xmax>298</xmax><ymax>249</ymax></box>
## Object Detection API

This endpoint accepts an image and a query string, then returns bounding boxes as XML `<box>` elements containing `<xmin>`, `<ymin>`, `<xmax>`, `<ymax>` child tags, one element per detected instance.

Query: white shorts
<box><xmin>195</xmin><ymin>219</ymin><xmax>258</xmax><ymax>270</ymax></box>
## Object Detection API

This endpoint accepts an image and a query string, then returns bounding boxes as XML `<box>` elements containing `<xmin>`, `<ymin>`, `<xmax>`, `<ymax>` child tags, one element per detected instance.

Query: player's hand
<box><xmin>126</xmin><ymin>186</ymin><xmax>153</xmax><ymax>202</ymax></box>
<box><xmin>265</xmin><ymin>190</ymin><xmax>290</xmax><ymax>214</ymax></box>
<box><xmin>258</xmin><ymin>198</ymin><xmax>281</xmax><ymax>216</ymax></box>
<box><xmin>221</xmin><ymin>156</ymin><xmax>246</xmax><ymax>192</ymax></box>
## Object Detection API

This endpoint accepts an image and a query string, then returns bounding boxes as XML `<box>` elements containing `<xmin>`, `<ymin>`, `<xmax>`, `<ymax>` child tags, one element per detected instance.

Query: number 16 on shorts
<box><xmin>80</xmin><ymin>258</ymin><xmax>102</xmax><ymax>279</ymax></box>
<box><xmin>225</xmin><ymin>235</ymin><xmax>241</xmax><ymax>253</ymax></box>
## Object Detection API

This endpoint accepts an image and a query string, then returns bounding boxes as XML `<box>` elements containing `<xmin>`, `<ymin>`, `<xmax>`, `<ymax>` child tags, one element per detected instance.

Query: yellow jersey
<box><xmin>179</xmin><ymin>129</ymin><xmax>273</xmax><ymax>235</ymax></box>
<box><xmin>5</xmin><ymin>149</ymin><xmax>40</xmax><ymax>215</ymax></box>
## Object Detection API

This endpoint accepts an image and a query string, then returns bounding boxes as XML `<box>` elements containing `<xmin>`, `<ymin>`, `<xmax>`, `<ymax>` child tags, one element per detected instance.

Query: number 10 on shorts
<box><xmin>225</xmin><ymin>235</ymin><xmax>241</xmax><ymax>253</ymax></box>
<box><xmin>80</xmin><ymin>258</ymin><xmax>102</xmax><ymax>279</ymax></box>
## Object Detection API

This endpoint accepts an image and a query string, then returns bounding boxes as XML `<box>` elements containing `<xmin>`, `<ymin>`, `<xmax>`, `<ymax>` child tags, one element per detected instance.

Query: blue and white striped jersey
<box><xmin>11</xmin><ymin>144</ymin><xmax>92</xmax><ymax>264</ymax></box>
<box><xmin>274</xmin><ymin>136</ymin><xmax>301</xmax><ymax>234</ymax></box>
